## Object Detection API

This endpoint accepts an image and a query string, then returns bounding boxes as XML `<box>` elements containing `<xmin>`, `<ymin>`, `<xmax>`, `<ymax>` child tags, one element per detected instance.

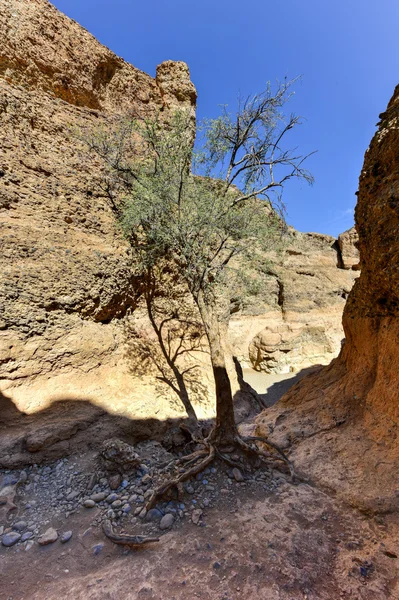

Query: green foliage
<box><xmin>85</xmin><ymin>80</ymin><xmax>313</xmax><ymax>304</ymax></box>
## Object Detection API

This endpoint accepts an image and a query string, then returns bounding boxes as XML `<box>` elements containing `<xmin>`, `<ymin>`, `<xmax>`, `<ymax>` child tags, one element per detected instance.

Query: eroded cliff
<box><xmin>256</xmin><ymin>85</ymin><xmax>399</xmax><ymax>513</ymax></box>
<box><xmin>0</xmin><ymin>0</ymin><xmax>357</xmax><ymax>436</ymax></box>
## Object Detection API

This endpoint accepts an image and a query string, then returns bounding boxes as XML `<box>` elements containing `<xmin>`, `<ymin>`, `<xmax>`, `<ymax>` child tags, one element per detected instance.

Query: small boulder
<box><xmin>145</xmin><ymin>508</ymin><xmax>163</xmax><ymax>522</ymax></box>
<box><xmin>191</xmin><ymin>509</ymin><xmax>203</xmax><ymax>525</ymax></box>
<box><xmin>159</xmin><ymin>513</ymin><xmax>174</xmax><ymax>530</ymax></box>
<box><xmin>2</xmin><ymin>532</ymin><xmax>21</xmax><ymax>547</ymax></box>
<box><xmin>91</xmin><ymin>492</ymin><xmax>107</xmax><ymax>502</ymax></box>
<box><xmin>38</xmin><ymin>527</ymin><xmax>58</xmax><ymax>545</ymax></box>
<box><xmin>60</xmin><ymin>531</ymin><xmax>73</xmax><ymax>543</ymax></box>
<box><xmin>12</xmin><ymin>521</ymin><xmax>27</xmax><ymax>532</ymax></box>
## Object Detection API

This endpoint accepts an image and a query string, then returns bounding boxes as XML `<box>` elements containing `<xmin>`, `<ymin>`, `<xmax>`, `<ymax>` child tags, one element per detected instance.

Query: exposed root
<box><xmin>239</xmin><ymin>435</ymin><xmax>296</xmax><ymax>480</ymax></box>
<box><xmin>146</xmin><ymin>445</ymin><xmax>216</xmax><ymax>511</ymax></box>
<box><xmin>145</xmin><ymin>431</ymin><xmax>296</xmax><ymax>511</ymax></box>
<box><xmin>102</xmin><ymin>519</ymin><xmax>160</xmax><ymax>548</ymax></box>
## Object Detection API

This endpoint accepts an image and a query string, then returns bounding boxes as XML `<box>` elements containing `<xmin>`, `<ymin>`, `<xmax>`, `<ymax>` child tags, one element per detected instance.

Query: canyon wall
<box><xmin>0</xmin><ymin>0</ymin><xmax>357</xmax><ymax>428</ymax></box>
<box><xmin>256</xmin><ymin>85</ymin><xmax>399</xmax><ymax>513</ymax></box>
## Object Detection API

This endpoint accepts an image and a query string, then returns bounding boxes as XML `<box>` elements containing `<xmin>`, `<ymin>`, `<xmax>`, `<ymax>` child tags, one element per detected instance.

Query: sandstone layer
<box><xmin>0</xmin><ymin>0</ymin><xmax>357</xmax><ymax>453</ymax></box>
<box><xmin>256</xmin><ymin>84</ymin><xmax>399</xmax><ymax>513</ymax></box>
<box><xmin>231</xmin><ymin>228</ymin><xmax>358</xmax><ymax>374</ymax></box>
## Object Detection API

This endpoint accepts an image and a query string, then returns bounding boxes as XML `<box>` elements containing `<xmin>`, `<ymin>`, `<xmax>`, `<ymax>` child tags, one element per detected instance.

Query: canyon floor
<box><xmin>1</xmin><ymin>371</ymin><xmax>398</xmax><ymax>600</ymax></box>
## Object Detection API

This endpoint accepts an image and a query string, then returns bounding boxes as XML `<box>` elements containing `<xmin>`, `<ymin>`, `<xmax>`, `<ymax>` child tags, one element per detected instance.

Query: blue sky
<box><xmin>52</xmin><ymin>0</ymin><xmax>398</xmax><ymax>237</ymax></box>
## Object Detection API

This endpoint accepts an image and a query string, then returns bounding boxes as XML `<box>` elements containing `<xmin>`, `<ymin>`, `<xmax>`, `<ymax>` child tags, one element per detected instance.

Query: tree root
<box><xmin>146</xmin><ymin>445</ymin><xmax>216</xmax><ymax>510</ymax></box>
<box><xmin>102</xmin><ymin>519</ymin><xmax>160</xmax><ymax>548</ymax></box>
<box><xmin>145</xmin><ymin>432</ymin><xmax>295</xmax><ymax>512</ymax></box>
<box><xmin>237</xmin><ymin>435</ymin><xmax>296</xmax><ymax>480</ymax></box>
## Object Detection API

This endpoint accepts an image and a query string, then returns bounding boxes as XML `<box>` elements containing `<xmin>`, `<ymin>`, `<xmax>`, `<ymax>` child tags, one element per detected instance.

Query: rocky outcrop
<box><xmin>256</xmin><ymin>84</ymin><xmax>399</xmax><ymax>513</ymax></box>
<box><xmin>338</xmin><ymin>226</ymin><xmax>360</xmax><ymax>270</ymax></box>
<box><xmin>0</xmin><ymin>0</ymin><xmax>357</xmax><ymax>431</ymax></box>
<box><xmin>230</xmin><ymin>229</ymin><xmax>358</xmax><ymax>374</ymax></box>
<box><xmin>0</xmin><ymin>0</ymin><xmax>197</xmax><ymax>419</ymax></box>
<box><xmin>0</xmin><ymin>0</ymin><xmax>196</xmax><ymax>116</ymax></box>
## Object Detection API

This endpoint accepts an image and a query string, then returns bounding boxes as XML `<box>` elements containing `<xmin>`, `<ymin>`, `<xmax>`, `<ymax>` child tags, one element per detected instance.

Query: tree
<box><xmin>86</xmin><ymin>78</ymin><xmax>313</xmax><ymax>508</ymax></box>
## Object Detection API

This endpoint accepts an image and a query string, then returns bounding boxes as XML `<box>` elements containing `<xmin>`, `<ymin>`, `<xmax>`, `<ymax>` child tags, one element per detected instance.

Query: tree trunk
<box><xmin>195</xmin><ymin>290</ymin><xmax>238</xmax><ymax>445</ymax></box>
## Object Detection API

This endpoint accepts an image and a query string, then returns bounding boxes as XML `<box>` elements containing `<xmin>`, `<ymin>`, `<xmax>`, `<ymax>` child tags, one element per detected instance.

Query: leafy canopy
<box><xmin>86</xmin><ymin>78</ymin><xmax>313</xmax><ymax>298</ymax></box>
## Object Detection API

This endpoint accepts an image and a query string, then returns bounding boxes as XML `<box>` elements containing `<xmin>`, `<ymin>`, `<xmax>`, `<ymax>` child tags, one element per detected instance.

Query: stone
<box><xmin>25</xmin><ymin>540</ymin><xmax>34</xmax><ymax>551</ymax></box>
<box><xmin>61</xmin><ymin>531</ymin><xmax>73</xmax><ymax>543</ymax></box>
<box><xmin>21</xmin><ymin>532</ymin><xmax>33</xmax><ymax>542</ymax></box>
<box><xmin>90</xmin><ymin>492</ymin><xmax>107</xmax><ymax>502</ymax></box>
<box><xmin>12</xmin><ymin>521</ymin><xmax>27</xmax><ymax>532</ymax></box>
<box><xmin>38</xmin><ymin>527</ymin><xmax>58</xmax><ymax>545</ymax></box>
<box><xmin>159</xmin><ymin>513</ymin><xmax>174</xmax><ymax>530</ymax></box>
<box><xmin>92</xmin><ymin>543</ymin><xmax>104</xmax><ymax>555</ymax></box>
<box><xmin>232</xmin><ymin>468</ymin><xmax>244</xmax><ymax>482</ymax></box>
<box><xmin>111</xmin><ymin>500</ymin><xmax>122</xmax><ymax>509</ymax></box>
<box><xmin>145</xmin><ymin>508</ymin><xmax>162</xmax><ymax>523</ymax></box>
<box><xmin>109</xmin><ymin>474</ymin><xmax>122</xmax><ymax>490</ymax></box>
<box><xmin>2</xmin><ymin>531</ymin><xmax>21</xmax><ymax>546</ymax></box>
<box><xmin>87</xmin><ymin>473</ymin><xmax>97</xmax><ymax>490</ymax></box>
<box><xmin>66</xmin><ymin>491</ymin><xmax>80</xmax><ymax>502</ymax></box>
<box><xmin>122</xmin><ymin>503</ymin><xmax>131</xmax><ymax>514</ymax></box>
<box><xmin>106</xmin><ymin>493</ymin><xmax>119</xmax><ymax>504</ymax></box>
<box><xmin>19</xmin><ymin>471</ymin><xmax>28</xmax><ymax>483</ymax></box>
<box><xmin>83</xmin><ymin>499</ymin><xmax>96</xmax><ymax>508</ymax></box>
<box><xmin>100</xmin><ymin>439</ymin><xmax>140</xmax><ymax>475</ymax></box>
<box><xmin>191</xmin><ymin>509</ymin><xmax>203</xmax><ymax>525</ymax></box>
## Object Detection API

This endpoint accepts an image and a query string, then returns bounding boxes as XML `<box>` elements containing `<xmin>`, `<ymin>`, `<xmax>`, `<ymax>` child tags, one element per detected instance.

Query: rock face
<box><xmin>256</xmin><ymin>84</ymin><xmax>399</xmax><ymax>513</ymax></box>
<box><xmin>338</xmin><ymin>226</ymin><xmax>360</xmax><ymax>270</ymax></box>
<box><xmin>230</xmin><ymin>229</ymin><xmax>358</xmax><ymax>374</ymax></box>
<box><xmin>0</xmin><ymin>0</ymin><xmax>357</xmax><ymax>442</ymax></box>
<box><xmin>0</xmin><ymin>0</ymin><xmax>197</xmax><ymax>420</ymax></box>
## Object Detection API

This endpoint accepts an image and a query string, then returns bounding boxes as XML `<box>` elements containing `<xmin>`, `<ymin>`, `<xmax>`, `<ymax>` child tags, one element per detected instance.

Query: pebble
<box><xmin>66</xmin><ymin>491</ymin><xmax>80</xmax><ymax>501</ymax></box>
<box><xmin>109</xmin><ymin>474</ymin><xmax>122</xmax><ymax>490</ymax></box>
<box><xmin>191</xmin><ymin>509</ymin><xmax>203</xmax><ymax>525</ymax></box>
<box><xmin>92</xmin><ymin>543</ymin><xmax>104</xmax><ymax>555</ymax></box>
<box><xmin>19</xmin><ymin>470</ymin><xmax>28</xmax><ymax>483</ymax></box>
<box><xmin>111</xmin><ymin>500</ymin><xmax>122</xmax><ymax>509</ymax></box>
<box><xmin>122</xmin><ymin>503</ymin><xmax>131</xmax><ymax>514</ymax></box>
<box><xmin>159</xmin><ymin>513</ymin><xmax>174</xmax><ymax>530</ymax></box>
<box><xmin>61</xmin><ymin>531</ymin><xmax>73</xmax><ymax>543</ymax></box>
<box><xmin>232</xmin><ymin>468</ymin><xmax>244</xmax><ymax>482</ymax></box>
<box><xmin>83</xmin><ymin>499</ymin><xmax>96</xmax><ymax>508</ymax></box>
<box><xmin>145</xmin><ymin>508</ymin><xmax>162</xmax><ymax>522</ymax></box>
<box><xmin>38</xmin><ymin>527</ymin><xmax>58</xmax><ymax>545</ymax></box>
<box><xmin>91</xmin><ymin>492</ymin><xmax>107</xmax><ymax>502</ymax></box>
<box><xmin>0</xmin><ymin>526</ymin><xmax>3</xmax><ymax>536</ymax></box>
<box><xmin>106</xmin><ymin>493</ymin><xmax>118</xmax><ymax>504</ymax></box>
<box><xmin>2</xmin><ymin>532</ymin><xmax>21</xmax><ymax>547</ymax></box>
<box><xmin>141</xmin><ymin>474</ymin><xmax>152</xmax><ymax>485</ymax></box>
<box><xmin>25</xmin><ymin>540</ymin><xmax>34</xmax><ymax>551</ymax></box>
<box><xmin>21</xmin><ymin>532</ymin><xmax>33</xmax><ymax>542</ymax></box>
<box><xmin>87</xmin><ymin>473</ymin><xmax>97</xmax><ymax>490</ymax></box>
<box><xmin>13</xmin><ymin>521</ymin><xmax>27</xmax><ymax>532</ymax></box>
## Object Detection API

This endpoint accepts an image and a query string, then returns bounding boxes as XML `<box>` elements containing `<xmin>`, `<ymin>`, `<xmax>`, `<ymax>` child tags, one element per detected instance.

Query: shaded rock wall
<box><xmin>256</xmin><ymin>85</ymin><xmax>399</xmax><ymax>513</ymax></box>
